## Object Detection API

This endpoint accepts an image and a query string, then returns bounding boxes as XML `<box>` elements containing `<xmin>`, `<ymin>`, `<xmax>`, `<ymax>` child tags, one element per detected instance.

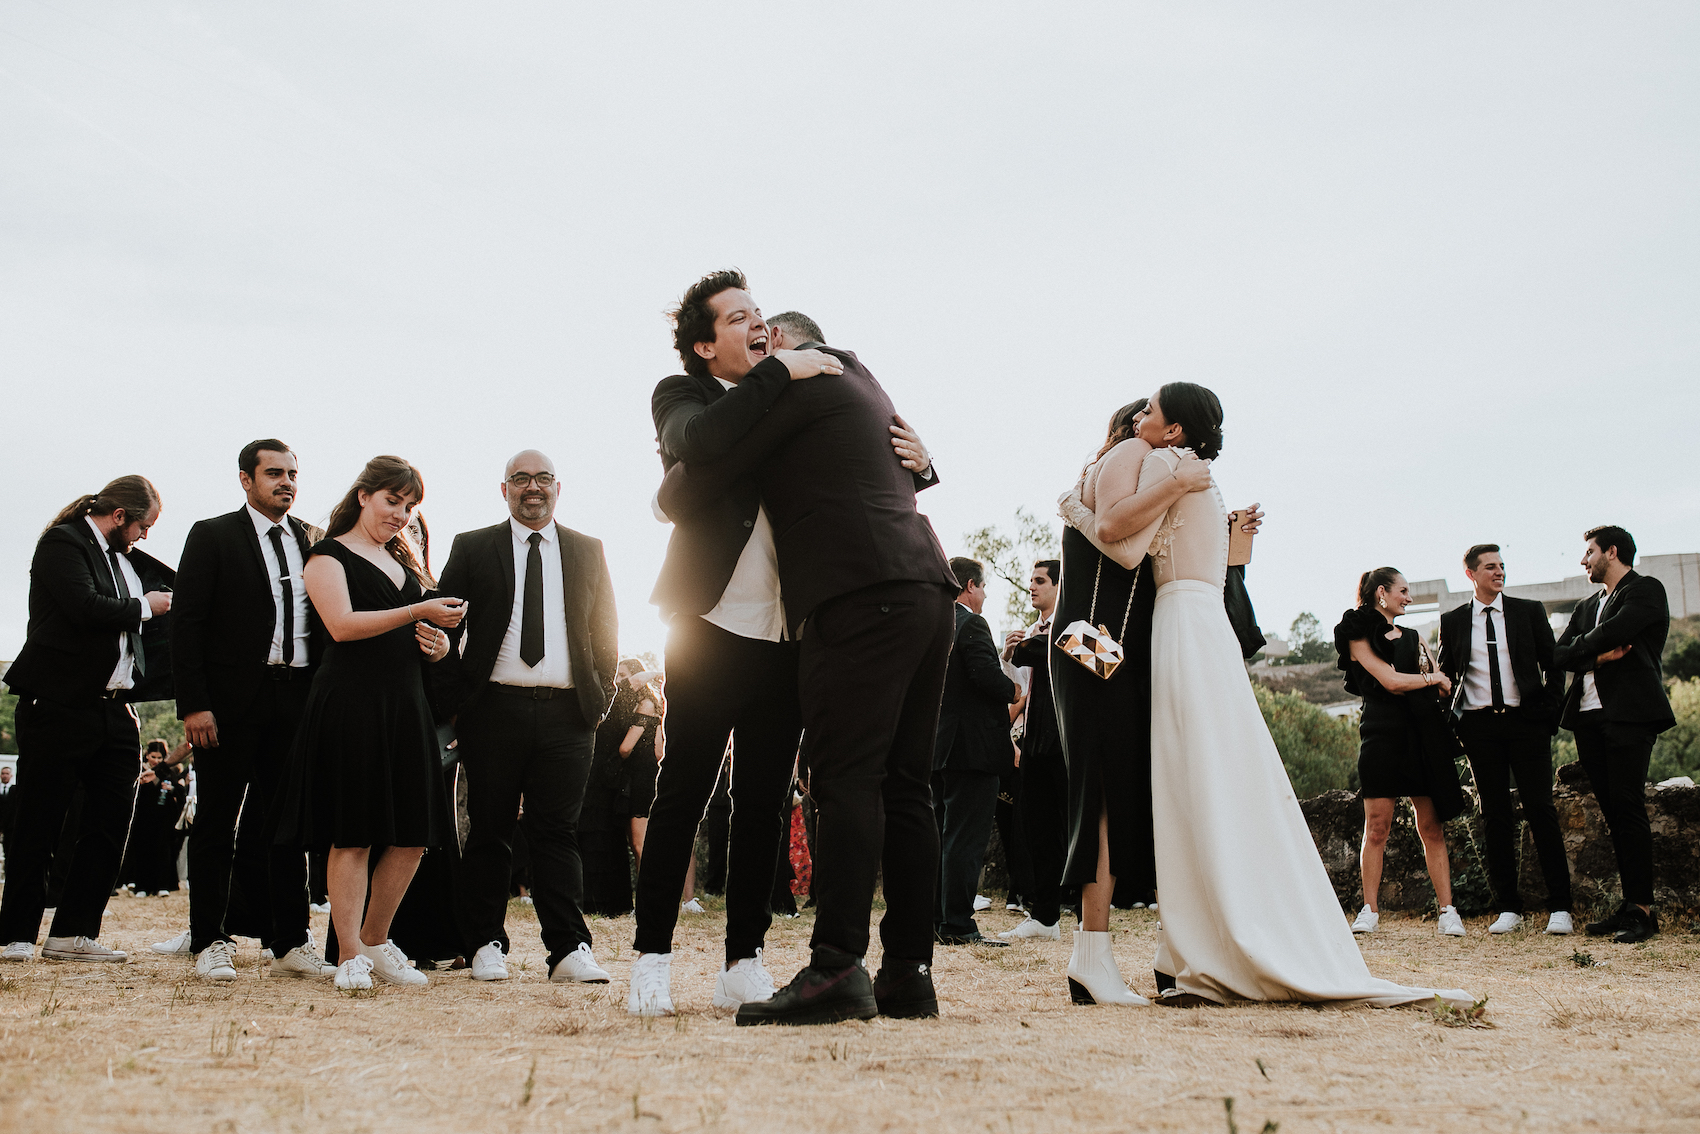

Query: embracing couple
<box><xmin>1054</xmin><ymin>383</ymin><xmax>1474</xmax><ymax>1009</ymax></box>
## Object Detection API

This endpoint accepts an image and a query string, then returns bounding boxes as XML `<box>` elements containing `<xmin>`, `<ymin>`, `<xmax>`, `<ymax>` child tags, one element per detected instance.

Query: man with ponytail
<box><xmin>1</xmin><ymin>476</ymin><xmax>171</xmax><ymax>963</ymax></box>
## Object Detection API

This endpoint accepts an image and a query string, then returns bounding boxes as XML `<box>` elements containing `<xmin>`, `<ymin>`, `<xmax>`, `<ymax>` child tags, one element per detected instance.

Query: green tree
<box><xmin>0</xmin><ymin>687</ymin><xmax>17</xmax><ymax>755</ymax></box>
<box><xmin>962</xmin><ymin>507</ymin><xmax>1061</xmax><ymax>629</ymax></box>
<box><xmin>1272</xmin><ymin>611</ymin><xmax>1337</xmax><ymax>666</ymax></box>
<box><xmin>134</xmin><ymin>701</ymin><xmax>185</xmax><ymax>750</ymax></box>
<box><xmin>1650</xmin><ymin>677</ymin><xmax>1700</xmax><ymax>782</ymax></box>
<box><xmin>1253</xmin><ymin>683</ymin><xmax>1359</xmax><ymax>797</ymax></box>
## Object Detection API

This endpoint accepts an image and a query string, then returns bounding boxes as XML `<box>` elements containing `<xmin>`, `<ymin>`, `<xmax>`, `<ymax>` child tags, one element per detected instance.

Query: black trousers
<box><xmin>188</xmin><ymin>675</ymin><xmax>312</xmax><ymax>956</ymax></box>
<box><xmin>1457</xmin><ymin>709</ymin><xmax>1573</xmax><ymax>913</ymax></box>
<box><xmin>995</xmin><ymin>780</ymin><xmax>1032</xmax><ymax>902</ymax></box>
<box><xmin>1572</xmin><ymin>711</ymin><xmax>1657</xmax><ymax>907</ymax></box>
<box><xmin>633</xmin><ymin>616</ymin><xmax>799</xmax><ymax>962</ymax></box>
<box><xmin>454</xmin><ymin>690</ymin><xmax>595</xmax><ymax>968</ymax></box>
<box><xmin>0</xmin><ymin>695</ymin><xmax>138</xmax><ymax>944</ymax></box>
<box><xmin>1017</xmin><ymin>740</ymin><xmax>1069</xmax><ymax>926</ymax></box>
<box><xmin>700</xmin><ymin>754</ymin><xmax>734</xmax><ymax>896</ymax></box>
<box><xmin>934</xmin><ymin>769</ymin><xmax>1000</xmax><ymax>937</ymax></box>
<box><xmin>800</xmin><ymin>580</ymin><xmax>955</xmax><ymax>962</ymax></box>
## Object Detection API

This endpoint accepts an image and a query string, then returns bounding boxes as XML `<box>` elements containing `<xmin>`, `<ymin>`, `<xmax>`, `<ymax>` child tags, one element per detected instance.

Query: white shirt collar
<box><xmin>246</xmin><ymin>504</ymin><xmax>291</xmax><ymax>536</ymax></box>
<box><xmin>1472</xmin><ymin>595</ymin><xmax>1504</xmax><ymax>615</ymax></box>
<box><xmin>510</xmin><ymin>517</ymin><xmax>557</xmax><ymax>545</ymax></box>
<box><xmin>84</xmin><ymin>514</ymin><xmax>112</xmax><ymax>552</ymax></box>
<box><xmin>716</xmin><ymin>377</ymin><xmax>736</xmax><ymax>392</ymax></box>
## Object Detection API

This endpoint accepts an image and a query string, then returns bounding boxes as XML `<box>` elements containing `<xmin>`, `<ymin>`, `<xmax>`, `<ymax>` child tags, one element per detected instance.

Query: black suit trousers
<box><xmin>0</xmin><ymin>696</ymin><xmax>139</xmax><ymax>943</ymax></box>
<box><xmin>189</xmin><ymin>675</ymin><xmax>312</xmax><ymax>955</ymax></box>
<box><xmin>454</xmin><ymin>693</ymin><xmax>595</xmax><ymax>967</ymax></box>
<box><xmin>1572</xmin><ymin>710</ymin><xmax>1657</xmax><ymax>906</ymax></box>
<box><xmin>933</xmin><ymin>769</ymin><xmax>999</xmax><ymax>937</ymax></box>
<box><xmin>1017</xmin><ymin>740</ymin><xmax>1068</xmax><ymax>926</ymax></box>
<box><xmin>800</xmin><ymin>581</ymin><xmax>955</xmax><ymax>962</ymax></box>
<box><xmin>1457</xmin><ymin>710</ymin><xmax>1573</xmax><ymax>913</ymax></box>
<box><xmin>633</xmin><ymin>617</ymin><xmax>799</xmax><ymax>962</ymax></box>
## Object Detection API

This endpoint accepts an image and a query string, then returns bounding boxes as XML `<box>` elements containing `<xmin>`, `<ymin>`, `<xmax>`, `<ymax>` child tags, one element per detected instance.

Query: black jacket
<box><xmin>171</xmin><ymin>508</ymin><xmax>324</xmax><ymax>720</ymax></box>
<box><xmin>657</xmin><ymin>347</ymin><xmax>958</xmax><ymax>634</ymax></box>
<box><xmin>1553</xmin><ymin>571</ymin><xmax>1675</xmax><ymax>732</ymax></box>
<box><xmin>433</xmin><ymin>521</ymin><xmax>619</xmax><ymax>726</ymax></box>
<box><xmin>1437</xmin><ymin>595</ymin><xmax>1563</xmax><ymax>732</ymax></box>
<box><xmin>5</xmin><ymin>520</ymin><xmax>167</xmax><ymax>705</ymax></box>
<box><xmin>934</xmin><ymin>603</ymin><xmax>1019</xmax><ymax>774</ymax></box>
<box><xmin>1011</xmin><ymin>622</ymin><xmax>1059</xmax><ymax>758</ymax></box>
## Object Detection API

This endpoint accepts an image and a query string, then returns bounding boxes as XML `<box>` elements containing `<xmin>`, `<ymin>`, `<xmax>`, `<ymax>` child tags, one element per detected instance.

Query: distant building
<box><xmin>1407</xmin><ymin>552</ymin><xmax>1699</xmax><ymax>625</ymax></box>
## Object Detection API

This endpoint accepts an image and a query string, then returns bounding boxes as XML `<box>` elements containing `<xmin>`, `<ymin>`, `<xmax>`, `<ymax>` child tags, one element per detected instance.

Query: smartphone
<box><xmin>1227</xmin><ymin>509</ymin><xmax>1256</xmax><ymax>567</ymax></box>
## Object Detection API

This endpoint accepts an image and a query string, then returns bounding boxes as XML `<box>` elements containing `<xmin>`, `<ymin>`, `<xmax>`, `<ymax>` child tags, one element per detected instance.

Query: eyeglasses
<box><xmin>507</xmin><ymin>472</ymin><xmax>557</xmax><ymax>489</ymax></box>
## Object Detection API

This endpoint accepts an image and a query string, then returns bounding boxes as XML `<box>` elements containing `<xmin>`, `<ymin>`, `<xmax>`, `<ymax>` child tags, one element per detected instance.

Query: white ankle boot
<box><xmin>1066</xmin><ymin>930</ymin><xmax>1149</xmax><ymax>1006</ymax></box>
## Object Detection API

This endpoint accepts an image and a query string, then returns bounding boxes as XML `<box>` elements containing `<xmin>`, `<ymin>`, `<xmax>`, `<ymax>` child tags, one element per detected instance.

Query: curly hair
<box><xmin>670</xmin><ymin>269</ymin><xmax>749</xmax><ymax>378</ymax></box>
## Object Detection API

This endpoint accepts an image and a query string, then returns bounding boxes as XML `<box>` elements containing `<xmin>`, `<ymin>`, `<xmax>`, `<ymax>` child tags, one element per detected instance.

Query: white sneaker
<box><xmin>628</xmin><ymin>952</ymin><xmax>674</xmax><ymax>1016</ymax></box>
<box><xmin>2</xmin><ymin>941</ymin><xmax>34</xmax><ymax>962</ymax></box>
<box><xmin>1351</xmin><ymin>906</ymin><xmax>1380</xmax><ymax>934</ymax></box>
<box><xmin>518</xmin><ymin>896</ymin><xmax>534</xmax><ymax>906</ymax></box>
<box><xmin>358</xmin><ymin>940</ymin><xmax>428</xmax><ymax>987</ymax></box>
<box><xmin>1006</xmin><ymin>900</ymin><xmax>1025</xmax><ymax>912</ymax></box>
<box><xmin>471</xmin><ymin>941</ymin><xmax>509</xmax><ymax>981</ymax></box>
<box><xmin>335</xmin><ymin>955</ymin><xmax>374</xmax><ymax>991</ymax></box>
<box><xmin>1437</xmin><ymin>906</ymin><xmax>1466</xmax><ymax>937</ymax></box>
<box><xmin>150</xmin><ymin>929</ymin><xmax>192</xmax><ymax>955</ymax></box>
<box><xmin>972</xmin><ymin>894</ymin><xmax>992</xmax><ymax>912</ymax></box>
<box><xmin>1545</xmin><ymin>911</ymin><xmax>1575</xmax><ymax>936</ymax></box>
<box><xmin>1489</xmin><ymin>912</ymin><xmax>1524</xmax><ymax>935</ymax></box>
<box><xmin>550</xmin><ymin>941</ymin><xmax>611</xmax><ymax>984</ymax></box>
<box><xmin>998</xmin><ymin>917</ymin><xmax>1062</xmax><ymax>941</ymax></box>
<box><xmin>157</xmin><ymin>890</ymin><xmax>172</xmax><ymax>898</ymax></box>
<box><xmin>273</xmin><ymin>942</ymin><xmax>336</xmax><ymax>979</ymax></box>
<box><xmin>309</xmin><ymin>902</ymin><xmax>331</xmax><ymax>915</ymax></box>
<box><xmin>713</xmin><ymin>948</ymin><xmax>776</xmax><ymax>1008</ymax></box>
<box><xmin>195</xmin><ymin>940</ymin><xmax>240</xmax><ymax>982</ymax></box>
<box><xmin>679</xmin><ymin>898</ymin><xmax>705</xmax><ymax>914</ymax></box>
<box><xmin>42</xmin><ymin>935</ymin><xmax>127</xmax><ymax>962</ymax></box>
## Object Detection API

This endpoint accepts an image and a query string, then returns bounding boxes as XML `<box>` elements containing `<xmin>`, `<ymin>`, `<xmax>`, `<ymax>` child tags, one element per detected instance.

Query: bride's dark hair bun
<box><xmin>1156</xmin><ymin>382</ymin><xmax>1224</xmax><ymax>460</ymax></box>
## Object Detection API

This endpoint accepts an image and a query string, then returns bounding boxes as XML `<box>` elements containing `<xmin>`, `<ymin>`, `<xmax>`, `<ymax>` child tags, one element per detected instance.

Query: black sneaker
<box><xmin>735</xmin><ymin>948</ymin><xmax>877</xmax><ymax>1027</ymax></box>
<box><xmin>1613</xmin><ymin>906</ymin><xmax>1659</xmax><ymax>944</ymax></box>
<box><xmin>1586</xmin><ymin>903</ymin><xmax>1630</xmax><ymax>937</ymax></box>
<box><xmin>873</xmin><ymin>959</ymin><xmax>938</xmax><ymax>1019</ymax></box>
<box><xmin>935</xmin><ymin>931</ymin><xmax>1008</xmax><ymax>948</ymax></box>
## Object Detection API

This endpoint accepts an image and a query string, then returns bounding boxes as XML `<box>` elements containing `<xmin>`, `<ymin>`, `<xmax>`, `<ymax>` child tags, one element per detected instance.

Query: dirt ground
<box><xmin>0</xmin><ymin>891</ymin><xmax>1696</xmax><ymax>1134</ymax></box>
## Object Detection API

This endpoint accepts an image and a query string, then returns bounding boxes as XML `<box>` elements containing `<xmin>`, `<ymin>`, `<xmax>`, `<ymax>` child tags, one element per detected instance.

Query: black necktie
<box><xmin>108</xmin><ymin>548</ymin><xmax>145</xmax><ymax>678</ymax></box>
<box><xmin>1483</xmin><ymin>606</ymin><xmax>1505</xmax><ymax>710</ymax></box>
<box><xmin>268</xmin><ymin>525</ymin><xmax>295</xmax><ymax>665</ymax></box>
<box><xmin>520</xmin><ymin>531</ymin><xmax>545</xmax><ymax>667</ymax></box>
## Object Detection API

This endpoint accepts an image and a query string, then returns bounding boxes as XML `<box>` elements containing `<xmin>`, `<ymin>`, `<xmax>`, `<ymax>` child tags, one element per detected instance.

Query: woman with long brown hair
<box><xmin>274</xmin><ymin>456</ymin><xmax>466</xmax><ymax>990</ymax></box>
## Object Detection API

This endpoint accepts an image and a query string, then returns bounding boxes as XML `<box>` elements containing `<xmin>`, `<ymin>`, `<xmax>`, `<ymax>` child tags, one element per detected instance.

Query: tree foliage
<box><xmin>961</xmin><ymin>507</ymin><xmax>1061</xmax><ymax>630</ymax></box>
<box><xmin>1253</xmin><ymin>682</ymin><xmax>1359</xmax><ymax>797</ymax></box>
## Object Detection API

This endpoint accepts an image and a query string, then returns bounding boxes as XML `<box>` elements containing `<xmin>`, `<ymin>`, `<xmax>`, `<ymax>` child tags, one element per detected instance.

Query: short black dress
<box><xmin>1333</xmin><ymin>608</ymin><xmax>1465</xmax><ymax>817</ymax></box>
<box><xmin>275</xmin><ymin>539</ymin><xmax>449</xmax><ymax>850</ymax></box>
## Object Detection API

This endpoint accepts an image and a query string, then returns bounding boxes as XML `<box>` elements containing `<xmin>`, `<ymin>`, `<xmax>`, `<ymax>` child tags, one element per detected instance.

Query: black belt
<box><xmin>1462</xmin><ymin>706</ymin><xmax>1514</xmax><ymax>717</ymax></box>
<box><xmin>265</xmin><ymin>666</ymin><xmax>307</xmax><ymax>681</ymax></box>
<box><xmin>488</xmin><ymin>683</ymin><xmax>575</xmax><ymax>700</ymax></box>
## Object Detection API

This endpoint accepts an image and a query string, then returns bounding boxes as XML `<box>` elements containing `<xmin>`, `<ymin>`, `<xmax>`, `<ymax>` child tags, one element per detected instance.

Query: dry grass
<box><xmin>1</xmin><ymin>892</ymin><xmax>1697</xmax><ymax>1133</ymax></box>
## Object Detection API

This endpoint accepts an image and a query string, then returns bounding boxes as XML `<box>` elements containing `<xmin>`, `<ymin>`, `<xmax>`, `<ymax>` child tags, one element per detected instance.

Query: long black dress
<box><xmin>1052</xmin><ymin>527</ymin><xmax>1158</xmax><ymax>892</ymax></box>
<box><xmin>1333</xmin><ymin>607</ymin><xmax>1465</xmax><ymax>820</ymax></box>
<box><xmin>275</xmin><ymin>539</ymin><xmax>449</xmax><ymax>851</ymax></box>
<box><xmin>580</xmin><ymin>682</ymin><xmax>644</xmax><ymax>915</ymax></box>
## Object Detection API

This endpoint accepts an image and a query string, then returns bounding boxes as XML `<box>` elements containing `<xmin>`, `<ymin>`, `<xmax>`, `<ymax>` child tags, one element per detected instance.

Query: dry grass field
<box><xmin>0</xmin><ymin>891</ymin><xmax>1696</xmax><ymax>1134</ymax></box>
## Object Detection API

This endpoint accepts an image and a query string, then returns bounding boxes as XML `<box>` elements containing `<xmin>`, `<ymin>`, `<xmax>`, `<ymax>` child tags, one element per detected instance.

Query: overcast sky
<box><xmin>3</xmin><ymin>2</ymin><xmax>1696</xmax><ymax>664</ymax></box>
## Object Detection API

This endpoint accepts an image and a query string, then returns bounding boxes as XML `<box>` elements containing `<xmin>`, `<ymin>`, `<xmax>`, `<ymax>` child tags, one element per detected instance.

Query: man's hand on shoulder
<box><xmin>776</xmin><ymin>348</ymin><xmax>842</xmax><ymax>380</ymax></box>
<box><xmin>889</xmin><ymin>414</ymin><xmax>932</xmax><ymax>476</ymax></box>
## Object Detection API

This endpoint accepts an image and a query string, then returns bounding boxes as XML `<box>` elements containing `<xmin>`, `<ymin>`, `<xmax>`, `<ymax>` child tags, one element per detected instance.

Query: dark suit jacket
<box><xmin>657</xmin><ymin>346</ymin><xmax>958</xmax><ymax>634</ymax></box>
<box><xmin>0</xmin><ymin>784</ymin><xmax>19</xmax><ymax>836</ymax></box>
<box><xmin>933</xmin><ymin>603</ymin><xmax>1018</xmax><ymax>775</ymax></box>
<box><xmin>433</xmin><ymin>520</ymin><xmax>618</xmax><ymax>726</ymax></box>
<box><xmin>171</xmin><ymin>508</ymin><xmax>324</xmax><ymax>720</ymax></box>
<box><xmin>5</xmin><ymin>521</ymin><xmax>161</xmax><ymax>705</ymax></box>
<box><xmin>1011</xmin><ymin>622</ymin><xmax>1059</xmax><ymax>757</ymax></box>
<box><xmin>1553</xmin><ymin>571</ymin><xmax>1675</xmax><ymax>732</ymax></box>
<box><xmin>1437</xmin><ymin>595</ymin><xmax>1562</xmax><ymax>732</ymax></box>
<box><xmin>650</xmin><ymin>355</ymin><xmax>941</xmax><ymax>621</ymax></box>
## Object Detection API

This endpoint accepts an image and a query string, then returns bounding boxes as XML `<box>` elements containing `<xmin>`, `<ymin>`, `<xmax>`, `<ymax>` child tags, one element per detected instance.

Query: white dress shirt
<box><xmin>1579</xmin><ymin>590</ymin><xmax>1612</xmax><ymax>712</ymax></box>
<box><xmin>87</xmin><ymin>515</ymin><xmax>150</xmax><ymax>691</ymax></box>
<box><xmin>247</xmin><ymin>505</ymin><xmax>310</xmax><ymax>667</ymax></box>
<box><xmin>691</xmin><ymin>377</ymin><xmax>788</xmax><ymax>644</ymax></box>
<box><xmin>1461</xmin><ymin>596</ymin><xmax>1519</xmax><ymax>709</ymax></box>
<box><xmin>489</xmin><ymin>517</ymin><xmax>573</xmax><ymax>688</ymax></box>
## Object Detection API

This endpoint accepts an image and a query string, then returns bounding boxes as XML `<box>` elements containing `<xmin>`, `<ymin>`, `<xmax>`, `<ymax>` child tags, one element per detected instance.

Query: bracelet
<box><xmin>407</xmin><ymin>603</ymin><xmax>416</xmax><ymax>620</ymax></box>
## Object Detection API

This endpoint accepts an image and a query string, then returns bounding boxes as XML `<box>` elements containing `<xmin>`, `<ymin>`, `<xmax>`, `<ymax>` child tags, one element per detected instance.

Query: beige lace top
<box><xmin>1143</xmin><ymin>448</ymin><xmax>1228</xmax><ymax>590</ymax></box>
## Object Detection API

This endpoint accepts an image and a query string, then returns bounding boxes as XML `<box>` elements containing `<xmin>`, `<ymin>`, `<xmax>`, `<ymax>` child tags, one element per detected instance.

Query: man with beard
<box><xmin>434</xmin><ymin>450</ymin><xmax>619</xmax><ymax>985</ymax></box>
<box><xmin>659</xmin><ymin>275</ymin><xmax>959</xmax><ymax>1025</ymax></box>
<box><xmin>167</xmin><ymin>440</ymin><xmax>337</xmax><ymax>982</ymax></box>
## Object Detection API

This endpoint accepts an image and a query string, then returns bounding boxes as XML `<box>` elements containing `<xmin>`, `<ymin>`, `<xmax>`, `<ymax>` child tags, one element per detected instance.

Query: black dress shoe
<box><xmin>1154</xmin><ymin>970</ymin><xmax>1177</xmax><ymax>993</ymax></box>
<box><xmin>935</xmin><ymin>931</ymin><xmax>1008</xmax><ymax>948</ymax></box>
<box><xmin>873</xmin><ymin>959</ymin><xmax>938</xmax><ymax>1018</ymax></box>
<box><xmin>1613</xmin><ymin>907</ymin><xmax>1659</xmax><ymax>944</ymax></box>
<box><xmin>735</xmin><ymin>948</ymin><xmax>877</xmax><ymax>1027</ymax></box>
<box><xmin>1585</xmin><ymin>903</ymin><xmax>1629</xmax><ymax>937</ymax></box>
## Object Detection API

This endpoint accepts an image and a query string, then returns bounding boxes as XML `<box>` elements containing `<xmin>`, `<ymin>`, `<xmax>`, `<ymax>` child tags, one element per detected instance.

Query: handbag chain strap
<box><xmin>1086</xmin><ymin>552</ymin><xmax>1141</xmax><ymax>642</ymax></box>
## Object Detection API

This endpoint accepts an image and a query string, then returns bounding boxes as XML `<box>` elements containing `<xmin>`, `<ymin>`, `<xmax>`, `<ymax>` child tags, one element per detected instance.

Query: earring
<box><xmin>1379</xmin><ymin>597</ymin><xmax>1386</xmax><ymax>609</ymax></box>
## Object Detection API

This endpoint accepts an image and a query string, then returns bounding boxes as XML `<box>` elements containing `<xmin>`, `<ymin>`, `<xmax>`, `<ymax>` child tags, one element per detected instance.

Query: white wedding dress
<box><xmin>1140</xmin><ymin>447</ymin><xmax>1473</xmax><ymax>1008</ymax></box>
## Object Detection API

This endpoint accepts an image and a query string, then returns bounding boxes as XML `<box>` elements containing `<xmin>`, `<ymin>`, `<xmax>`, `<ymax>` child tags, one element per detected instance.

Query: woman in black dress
<box><xmin>1333</xmin><ymin>568</ymin><xmax>1466</xmax><ymax>940</ymax></box>
<box><xmin>278</xmin><ymin>456</ymin><xmax>466</xmax><ymax>990</ymax></box>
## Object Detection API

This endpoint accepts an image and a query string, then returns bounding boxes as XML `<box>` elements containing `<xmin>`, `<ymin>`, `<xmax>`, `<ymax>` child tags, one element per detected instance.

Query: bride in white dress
<box><xmin>1070</xmin><ymin>383</ymin><xmax>1473</xmax><ymax>1009</ymax></box>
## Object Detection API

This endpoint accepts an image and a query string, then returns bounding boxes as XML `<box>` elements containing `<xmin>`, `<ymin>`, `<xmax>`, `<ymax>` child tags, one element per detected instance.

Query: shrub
<box><xmin>1254</xmin><ymin>683</ymin><xmax>1359</xmax><ymax>797</ymax></box>
<box><xmin>1650</xmin><ymin>677</ymin><xmax>1700</xmax><ymax>782</ymax></box>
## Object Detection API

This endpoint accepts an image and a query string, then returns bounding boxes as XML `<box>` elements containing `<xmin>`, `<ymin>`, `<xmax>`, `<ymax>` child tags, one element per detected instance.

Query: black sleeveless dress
<box><xmin>274</xmin><ymin>539</ymin><xmax>449</xmax><ymax>850</ymax></box>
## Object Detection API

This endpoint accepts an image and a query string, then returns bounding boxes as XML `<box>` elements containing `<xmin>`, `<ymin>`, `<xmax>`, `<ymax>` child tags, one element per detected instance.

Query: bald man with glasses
<box><xmin>434</xmin><ymin>450</ymin><xmax>619</xmax><ymax>986</ymax></box>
